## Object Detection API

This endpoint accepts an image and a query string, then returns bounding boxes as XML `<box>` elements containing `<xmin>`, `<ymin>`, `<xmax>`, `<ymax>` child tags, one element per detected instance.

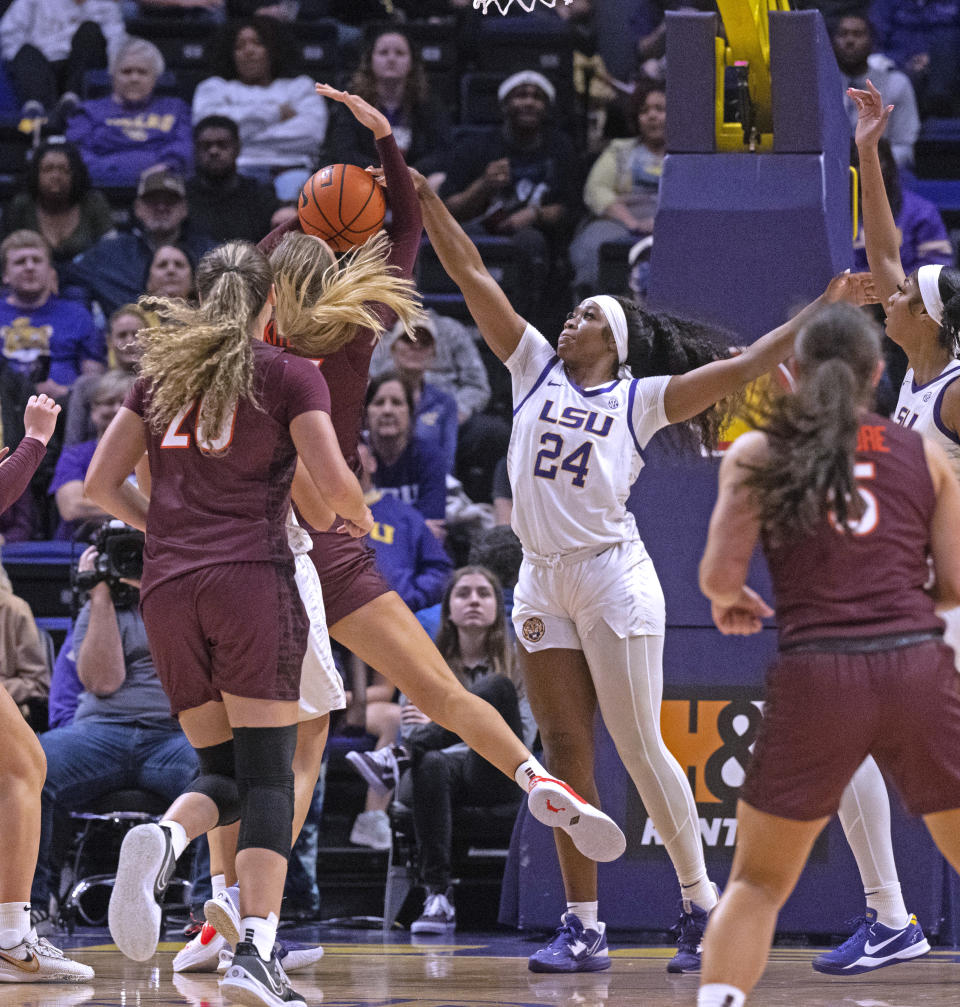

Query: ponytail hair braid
<box><xmin>937</xmin><ymin>266</ymin><xmax>960</xmax><ymax>357</ymax></box>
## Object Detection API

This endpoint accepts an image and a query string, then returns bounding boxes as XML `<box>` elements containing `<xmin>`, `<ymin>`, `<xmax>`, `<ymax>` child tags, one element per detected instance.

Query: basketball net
<box><xmin>473</xmin><ymin>0</ymin><xmax>573</xmax><ymax>16</ymax></box>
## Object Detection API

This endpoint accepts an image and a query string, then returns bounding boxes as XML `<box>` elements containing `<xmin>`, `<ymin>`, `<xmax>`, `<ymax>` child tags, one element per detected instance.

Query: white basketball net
<box><xmin>473</xmin><ymin>0</ymin><xmax>572</xmax><ymax>16</ymax></box>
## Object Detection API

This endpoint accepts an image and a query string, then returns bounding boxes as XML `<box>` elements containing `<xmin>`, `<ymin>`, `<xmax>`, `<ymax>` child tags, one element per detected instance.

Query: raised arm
<box><xmin>412</xmin><ymin>170</ymin><xmax>526</xmax><ymax>362</ymax></box>
<box><xmin>849</xmin><ymin>80</ymin><xmax>905</xmax><ymax>303</ymax></box>
<box><xmin>0</xmin><ymin>394</ymin><xmax>58</xmax><ymax>514</ymax></box>
<box><xmin>663</xmin><ymin>272</ymin><xmax>877</xmax><ymax>425</ymax></box>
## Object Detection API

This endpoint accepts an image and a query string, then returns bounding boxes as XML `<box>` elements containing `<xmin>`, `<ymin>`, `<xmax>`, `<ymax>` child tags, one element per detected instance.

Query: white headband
<box><xmin>590</xmin><ymin>295</ymin><xmax>629</xmax><ymax>366</ymax></box>
<box><xmin>918</xmin><ymin>264</ymin><xmax>945</xmax><ymax>326</ymax></box>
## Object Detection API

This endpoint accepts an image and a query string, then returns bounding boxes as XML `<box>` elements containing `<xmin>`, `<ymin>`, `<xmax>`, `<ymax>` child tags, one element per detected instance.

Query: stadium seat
<box><xmin>459</xmin><ymin>73</ymin><xmax>505</xmax><ymax>126</ymax></box>
<box><xmin>123</xmin><ymin>18</ymin><xmax>216</xmax><ymax>102</ymax></box>
<box><xmin>597</xmin><ymin>238</ymin><xmax>637</xmax><ymax>300</ymax></box>
<box><xmin>913</xmin><ymin>118</ymin><xmax>960</xmax><ymax>180</ymax></box>
<box><xmin>908</xmin><ymin>178</ymin><xmax>960</xmax><ymax>230</ymax></box>
<box><xmin>291</xmin><ymin>19</ymin><xmax>340</xmax><ymax>85</ymax></box>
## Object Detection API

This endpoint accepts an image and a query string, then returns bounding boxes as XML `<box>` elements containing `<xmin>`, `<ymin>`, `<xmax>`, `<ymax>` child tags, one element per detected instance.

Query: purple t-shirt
<box><xmin>125</xmin><ymin>341</ymin><xmax>331</xmax><ymax>597</ymax></box>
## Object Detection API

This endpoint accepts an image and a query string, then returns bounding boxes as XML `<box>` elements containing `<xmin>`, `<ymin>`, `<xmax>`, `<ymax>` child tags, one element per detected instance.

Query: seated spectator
<box><xmin>400</xmin><ymin>565</ymin><xmax>532</xmax><ymax>935</ymax></box>
<box><xmin>0</xmin><ymin>0</ymin><xmax>125</xmax><ymax>114</ymax></box>
<box><xmin>186</xmin><ymin>115</ymin><xmax>280</xmax><ymax>243</ymax></box>
<box><xmin>0</xmin><ymin>559</ymin><xmax>48</xmax><ymax>728</ymax></box>
<box><xmin>1</xmin><ymin>141</ymin><xmax>114</xmax><ymax>270</ymax></box>
<box><xmin>65</xmin><ymin>166</ymin><xmax>216</xmax><ymax>317</ymax></box>
<box><xmin>0</xmin><ymin>230</ymin><xmax>105</xmax><ymax>398</ymax></box>
<box><xmin>439</xmin><ymin>70</ymin><xmax>580</xmax><ymax>321</ymax></box>
<box><xmin>49</xmin><ymin>369</ymin><xmax>134</xmax><ymax>540</ymax></box>
<box><xmin>365</xmin><ymin>372</ymin><xmax>447</xmax><ymax>537</ymax></box>
<box><xmin>832</xmin><ymin>13</ymin><xmax>919</xmax><ymax>167</ymax></box>
<box><xmin>144</xmin><ymin>243</ymin><xmax>196</xmax><ymax>300</ymax></box>
<box><xmin>569</xmin><ymin>84</ymin><xmax>665</xmax><ymax>301</ymax></box>
<box><xmin>852</xmin><ymin>138</ymin><xmax>953</xmax><ymax>276</ymax></box>
<box><xmin>65</xmin><ymin>38</ymin><xmax>193</xmax><ymax>190</ymax></box>
<box><xmin>191</xmin><ymin>17</ymin><xmax>328</xmax><ymax>200</ymax></box>
<box><xmin>65</xmin><ymin>304</ymin><xmax>146</xmax><ymax>445</ymax></box>
<box><xmin>871</xmin><ymin>0</ymin><xmax>960</xmax><ymax>116</ymax></box>
<box><xmin>30</xmin><ymin>536</ymin><xmax>198</xmax><ymax>925</ymax></box>
<box><xmin>326</xmin><ymin>27</ymin><xmax>452</xmax><ymax>184</ymax></box>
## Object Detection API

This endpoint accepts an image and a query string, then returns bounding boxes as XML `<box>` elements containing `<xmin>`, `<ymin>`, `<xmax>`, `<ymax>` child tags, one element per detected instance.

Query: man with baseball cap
<box><xmin>65</xmin><ymin>165</ymin><xmax>215</xmax><ymax>316</ymax></box>
<box><xmin>438</xmin><ymin>68</ymin><xmax>579</xmax><ymax>321</ymax></box>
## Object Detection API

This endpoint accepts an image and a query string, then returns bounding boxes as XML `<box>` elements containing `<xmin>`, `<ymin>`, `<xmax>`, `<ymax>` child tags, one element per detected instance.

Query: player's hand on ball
<box><xmin>315</xmin><ymin>83</ymin><xmax>391</xmax><ymax>140</ymax></box>
<box><xmin>848</xmin><ymin>79</ymin><xmax>892</xmax><ymax>149</ymax></box>
<box><xmin>823</xmin><ymin>270</ymin><xmax>879</xmax><ymax>307</ymax></box>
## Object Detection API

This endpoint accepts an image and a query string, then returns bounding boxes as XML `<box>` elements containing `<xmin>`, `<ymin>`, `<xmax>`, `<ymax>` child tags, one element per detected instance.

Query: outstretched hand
<box><xmin>23</xmin><ymin>393</ymin><xmax>61</xmax><ymax>446</ymax></box>
<box><xmin>367</xmin><ymin>165</ymin><xmax>433</xmax><ymax>200</ymax></box>
<box><xmin>847</xmin><ymin>80</ymin><xmax>892</xmax><ymax>149</ymax></box>
<box><xmin>823</xmin><ymin>270</ymin><xmax>879</xmax><ymax>307</ymax></box>
<box><xmin>315</xmin><ymin>83</ymin><xmax>391</xmax><ymax>140</ymax></box>
<box><xmin>710</xmin><ymin>586</ymin><xmax>774</xmax><ymax>636</ymax></box>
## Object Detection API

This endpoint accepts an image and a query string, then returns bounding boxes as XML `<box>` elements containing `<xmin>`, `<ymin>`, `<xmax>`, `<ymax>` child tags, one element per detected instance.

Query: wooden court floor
<box><xmin>6</xmin><ymin>928</ymin><xmax>959</xmax><ymax>1007</ymax></box>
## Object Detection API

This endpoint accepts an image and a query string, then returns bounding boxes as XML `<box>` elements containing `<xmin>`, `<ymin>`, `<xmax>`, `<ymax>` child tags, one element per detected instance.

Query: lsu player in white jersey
<box><xmin>811</xmin><ymin>81</ymin><xmax>960</xmax><ymax>979</ymax></box>
<box><xmin>405</xmin><ymin>164</ymin><xmax>876</xmax><ymax>975</ymax></box>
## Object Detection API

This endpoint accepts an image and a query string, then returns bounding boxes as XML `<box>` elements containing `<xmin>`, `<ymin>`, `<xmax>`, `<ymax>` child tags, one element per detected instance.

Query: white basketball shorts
<box><xmin>293</xmin><ymin>551</ymin><xmax>346</xmax><ymax>721</ymax></box>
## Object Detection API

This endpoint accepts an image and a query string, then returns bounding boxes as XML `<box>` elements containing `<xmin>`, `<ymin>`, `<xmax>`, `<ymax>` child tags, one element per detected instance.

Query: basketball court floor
<box><xmin>16</xmin><ymin>925</ymin><xmax>960</xmax><ymax>1007</ymax></box>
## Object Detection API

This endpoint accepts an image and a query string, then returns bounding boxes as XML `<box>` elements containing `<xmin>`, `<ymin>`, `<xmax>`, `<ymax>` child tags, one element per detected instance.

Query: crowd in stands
<box><xmin>0</xmin><ymin>0</ymin><xmax>958</xmax><ymax>934</ymax></box>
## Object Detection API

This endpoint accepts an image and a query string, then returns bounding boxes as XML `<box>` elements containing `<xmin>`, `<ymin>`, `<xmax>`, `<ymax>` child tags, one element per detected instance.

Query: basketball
<box><xmin>298</xmin><ymin>163</ymin><xmax>387</xmax><ymax>253</ymax></box>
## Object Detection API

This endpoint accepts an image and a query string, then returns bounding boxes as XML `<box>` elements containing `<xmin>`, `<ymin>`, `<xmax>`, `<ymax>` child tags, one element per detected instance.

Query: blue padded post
<box><xmin>664</xmin><ymin>11</ymin><xmax>718</xmax><ymax>154</ymax></box>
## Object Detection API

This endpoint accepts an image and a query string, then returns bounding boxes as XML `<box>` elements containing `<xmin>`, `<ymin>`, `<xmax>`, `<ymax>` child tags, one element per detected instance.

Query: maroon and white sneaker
<box><xmin>527</xmin><ymin>777</ymin><xmax>626</xmax><ymax>862</ymax></box>
<box><xmin>173</xmin><ymin>921</ymin><xmax>229</xmax><ymax>973</ymax></box>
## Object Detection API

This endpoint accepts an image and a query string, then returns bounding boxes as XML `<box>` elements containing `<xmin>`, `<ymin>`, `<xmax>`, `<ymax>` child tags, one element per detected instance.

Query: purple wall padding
<box><xmin>665</xmin><ymin>11</ymin><xmax>718</xmax><ymax>154</ymax></box>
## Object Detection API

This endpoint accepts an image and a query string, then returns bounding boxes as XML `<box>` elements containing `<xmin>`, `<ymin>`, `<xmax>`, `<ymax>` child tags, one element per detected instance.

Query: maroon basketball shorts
<box><xmin>741</xmin><ymin>638</ymin><xmax>960</xmax><ymax>820</ymax></box>
<box><xmin>141</xmin><ymin>561</ymin><xmax>308</xmax><ymax>716</ymax></box>
<box><xmin>309</xmin><ymin>528</ymin><xmax>390</xmax><ymax>628</ymax></box>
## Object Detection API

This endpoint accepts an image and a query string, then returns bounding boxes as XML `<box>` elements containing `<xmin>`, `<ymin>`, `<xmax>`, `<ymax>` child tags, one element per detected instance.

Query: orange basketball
<box><xmin>298</xmin><ymin>163</ymin><xmax>387</xmax><ymax>253</ymax></box>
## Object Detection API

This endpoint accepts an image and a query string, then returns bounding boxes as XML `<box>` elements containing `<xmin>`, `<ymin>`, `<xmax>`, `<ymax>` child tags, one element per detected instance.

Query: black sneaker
<box><xmin>220</xmin><ymin>941</ymin><xmax>306</xmax><ymax>1007</ymax></box>
<box><xmin>345</xmin><ymin>744</ymin><xmax>410</xmax><ymax>796</ymax></box>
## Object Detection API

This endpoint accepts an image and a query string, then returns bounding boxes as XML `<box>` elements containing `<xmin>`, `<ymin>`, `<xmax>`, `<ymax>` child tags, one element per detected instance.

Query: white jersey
<box><xmin>505</xmin><ymin>324</ymin><xmax>671</xmax><ymax>559</ymax></box>
<box><xmin>895</xmin><ymin>361</ymin><xmax>960</xmax><ymax>474</ymax></box>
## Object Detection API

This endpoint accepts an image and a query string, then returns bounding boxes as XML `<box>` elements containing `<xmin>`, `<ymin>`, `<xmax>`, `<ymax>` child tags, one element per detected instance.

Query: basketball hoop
<box><xmin>473</xmin><ymin>0</ymin><xmax>573</xmax><ymax>16</ymax></box>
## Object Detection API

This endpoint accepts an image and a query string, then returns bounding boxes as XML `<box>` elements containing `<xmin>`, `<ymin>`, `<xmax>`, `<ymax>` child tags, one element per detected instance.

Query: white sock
<box><xmin>682</xmin><ymin>877</ymin><xmax>719</xmax><ymax>911</ymax></box>
<box><xmin>865</xmin><ymin>885</ymin><xmax>909</xmax><ymax>929</ymax></box>
<box><xmin>159</xmin><ymin>819</ymin><xmax>189</xmax><ymax>859</ymax></box>
<box><xmin>211</xmin><ymin>874</ymin><xmax>227</xmax><ymax>899</ymax></box>
<box><xmin>698</xmin><ymin>982</ymin><xmax>746</xmax><ymax>1007</ymax></box>
<box><xmin>241</xmin><ymin>913</ymin><xmax>278</xmax><ymax>961</ymax></box>
<box><xmin>566</xmin><ymin>901</ymin><xmax>599</xmax><ymax>930</ymax></box>
<box><xmin>514</xmin><ymin>755</ymin><xmax>549</xmax><ymax>793</ymax></box>
<box><xmin>0</xmin><ymin>902</ymin><xmax>31</xmax><ymax>949</ymax></box>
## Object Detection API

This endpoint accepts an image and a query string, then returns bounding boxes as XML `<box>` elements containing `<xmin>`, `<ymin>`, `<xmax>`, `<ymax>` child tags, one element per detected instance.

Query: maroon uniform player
<box><xmin>696</xmin><ymin>303</ymin><xmax>960</xmax><ymax>1007</ymax></box>
<box><xmin>85</xmin><ymin>240</ymin><xmax>373</xmax><ymax>1007</ymax></box>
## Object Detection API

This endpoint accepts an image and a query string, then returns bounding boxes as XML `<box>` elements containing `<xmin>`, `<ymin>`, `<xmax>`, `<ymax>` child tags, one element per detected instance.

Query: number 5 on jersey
<box><xmin>534</xmin><ymin>432</ymin><xmax>593</xmax><ymax>488</ymax></box>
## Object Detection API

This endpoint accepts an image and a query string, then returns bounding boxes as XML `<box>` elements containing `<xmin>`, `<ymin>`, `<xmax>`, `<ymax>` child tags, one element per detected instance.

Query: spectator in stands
<box><xmin>871</xmin><ymin>0</ymin><xmax>960</xmax><ymax>116</ymax></box>
<box><xmin>569</xmin><ymin>84</ymin><xmax>665</xmax><ymax>301</ymax></box>
<box><xmin>30</xmin><ymin>536</ymin><xmax>198</xmax><ymax>925</ymax></box>
<box><xmin>439</xmin><ymin>71</ymin><xmax>580</xmax><ymax>321</ymax></box>
<box><xmin>65</xmin><ymin>38</ymin><xmax>193</xmax><ymax>190</ymax></box>
<box><xmin>0</xmin><ymin>559</ymin><xmax>49</xmax><ymax>728</ymax></box>
<box><xmin>191</xmin><ymin>16</ymin><xmax>328</xmax><ymax>200</ymax></box>
<box><xmin>852</xmin><ymin>138</ymin><xmax>953</xmax><ymax>276</ymax></box>
<box><xmin>144</xmin><ymin>244</ymin><xmax>196</xmax><ymax>300</ymax></box>
<box><xmin>65</xmin><ymin>304</ymin><xmax>146</xmax><ymax>445</ymax></box>
<box><xmin>1</xmin><ymin>141</ymin><xmax>114</xmax><ymax>270</ymax></box>
<box><xmin>65</xmin><ymin>165</ymin><xmax>215</xmax><ymax>317</ymax></box>
<box><xmin>832</xmin><ymin>13</ymin><xmax>919</xmax><ymax>167</ymax></box>
<box><xmin>186</xmin><ymin>115</ymin><xmax>280</xmax><ymax>243</ymax></box>
<box><xmin>399</xmin><ymin>565</ymin><xmax>532</xmax><ymax>935</ymax></box>
<box><xmin>0</xmin><ymin>0</ymin><xmax>125</xmax><ymax>114</ymax></box>
<box><xmin>0</xmin><ymin>230</ymin><xmax>105</xmax><ymax>397</ymax></box>
<box><xmin>49</xmin><ymin>369</ymin><xmax>134</xmax><ymax>540</ymax></box>
<box><xmin>135</xmin><ymin>0</ymin><xmax>226</xmax><ymax>23</ymax></box>
<box><xmin>328</xmin><ymin>27</ymin><xmax>452</xmax><ymax>184</ymax></box>
<box><xmin>365</xmin><ymin>372</ymin><xmax>448</xmax><ymax>537</ymax></box>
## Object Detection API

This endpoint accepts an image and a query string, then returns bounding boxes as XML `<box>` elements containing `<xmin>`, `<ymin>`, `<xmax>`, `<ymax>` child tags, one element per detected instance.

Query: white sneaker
<box><xmin>527</xmin><ymin>777</ymin><xmax>626</xmax><ymax>863</ymax></box>
<box><xmin>410</xmin><ymin>890</ymin><xmax>456</xmax><ymax>935</ymax></box>
<box><xmin>217</xmin><ymin>939</ymin><xmax>324</xmax><ymax>975</ymax></box>
<box><xmin>108</xmin><ymin>823</ymin><xmax>176</xmax><ymax>962</ymax></box>
<box><xmin>349</xmin><ymin>809</ymin><xmax>392</xmax><ymax>850</ymax></box>
<box><xmin>345</xmin><ymin>745</ymin><xmax>408</xmax><ymax>796</ymax></box>
<box><xmin>203</xmin><ymin>891</ymin><xmax>241</xmax><ymax>948</ymax></box>
<box><xmin>0</xmin><ymin>929</ymin><xmax>95</xmax><ymax>983</ymax></box>
<box><xmin>172</xmin><ymin>921</ymin><xmax>229</xmax><ymax>973</ymax></box>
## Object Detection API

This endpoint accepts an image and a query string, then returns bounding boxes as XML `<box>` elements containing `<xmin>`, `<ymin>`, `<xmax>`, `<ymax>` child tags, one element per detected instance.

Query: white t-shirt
<box><xmin>505</xmin><ymin>324</ymin><xmax>670</xmax><ymax>559</ymax></box>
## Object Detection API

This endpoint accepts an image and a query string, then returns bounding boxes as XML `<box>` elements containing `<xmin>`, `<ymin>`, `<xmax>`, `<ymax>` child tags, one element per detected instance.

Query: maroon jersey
<box><xmin>765</xmin><ymin>413</ymin><xmax>944</xmax><ymax>646</ymax></box>
<box><xmin>125</xmin><ymin>341</ymin><xmax>331</xmax><ymax>598</ymax></box>
<box><xmin>0</xmin><ymin>436</ymin><xmax>44</xmax><ymax>514</ymax></box>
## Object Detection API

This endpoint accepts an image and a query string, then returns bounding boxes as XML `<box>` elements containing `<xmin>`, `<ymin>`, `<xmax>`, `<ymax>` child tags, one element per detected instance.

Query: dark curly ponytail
<box><xmin>742</xmin><ymin>303</ymin><xmax>881</xmax><ymax>545</ymax></box>
<box><xmin>937</xmin><ymin>266</ymin><xmax>960</xmax><ymax>357</ymax></box>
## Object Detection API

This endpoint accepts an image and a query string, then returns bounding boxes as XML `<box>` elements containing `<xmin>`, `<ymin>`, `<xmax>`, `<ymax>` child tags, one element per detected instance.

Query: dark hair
<box><xmin>610</xmin><ymin>295</ymin><xmax>739</xmax><ymax>450</ymax></box>
<box><xmin>26</xmin><ymin>140</ymin><xmax>90</xmax><ymax>205</ymax></box>
<box><xmin>468</xmin><ymin>525</ymin><xmax>523</xmax><ymax>590</ymax></box>
<box><xmin>434</xmin><ymin>565</ymin><xmax>513</xmax><ymax>683</ymax></box>
<box><xmin>364</xmin><ymin>369</ymin><xmax>415</xmax><ymax>415</ymax></box>
<box><xmin>193</xmin><ymin>114</ymin><xmax>240</xmax><ymax>143</ymax></box>
<box><xmin>629</xmin><ymin>81</ymin><xmax>666</xmax><ymax>139</ymax></box>
<box><xmin>214</xmin><ymin>17</ymin><xmax>283</xmax><ymax>82</ymax></box>
<box><xmin>349</xmin><ymin>27</ymin><xmax>428</xmax><ymax>111</ymax></box>
<box><xmin>936</xmin><ymin>267</ymin><xmax>960</xmax><ymax>356</ymax></box>
<box><xmin>143</xmin><ymin>242</ymin><xmax>197</xmax><ymax>296</ymax></box>
<box><xmin>742</xmin><ymin>303</ymin><xmax>881</xmax><ymax>544</ymax></box>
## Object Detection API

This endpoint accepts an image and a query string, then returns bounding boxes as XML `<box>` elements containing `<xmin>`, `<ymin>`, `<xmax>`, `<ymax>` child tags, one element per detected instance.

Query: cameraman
<box><xmin>30</xmin><ymin>533</ymin><xmax>199</xmax><ymax>923</ymax></box>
